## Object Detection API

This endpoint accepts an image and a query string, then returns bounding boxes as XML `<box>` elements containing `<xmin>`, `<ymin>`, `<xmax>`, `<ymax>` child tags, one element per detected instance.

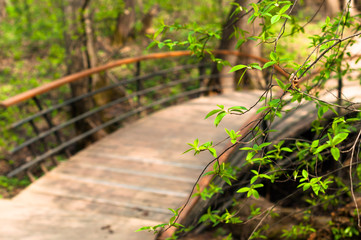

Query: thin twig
<box><xmin>348</xmin><ymin>128</ymin><xmax>361</xmax><ymax>227</ymax></box>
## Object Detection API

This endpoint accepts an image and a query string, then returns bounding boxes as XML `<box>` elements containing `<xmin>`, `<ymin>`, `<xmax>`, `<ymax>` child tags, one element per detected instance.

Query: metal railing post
<box><xmin>136</xmin><ymin>61</ymin><xmax>142</xmax><ymax>107</ymax></box>
<box><xmin>32</xmin><ymin>96</ymin><xmax>71</xmax><ymax>158</ymax></box>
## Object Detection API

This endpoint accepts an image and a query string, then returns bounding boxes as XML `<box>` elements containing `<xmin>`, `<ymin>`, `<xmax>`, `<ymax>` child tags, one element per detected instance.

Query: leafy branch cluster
<box><xmin>139</xmin><ymin>0</ymin><xmax>361</xmax><ymax>239</ymax></box>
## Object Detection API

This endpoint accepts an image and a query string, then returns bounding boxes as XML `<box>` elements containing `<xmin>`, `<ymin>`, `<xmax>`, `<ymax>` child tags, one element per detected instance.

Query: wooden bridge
<box><xmin>0</xmin><ymin>50</ymin><xmax>360</xmax><ymax>240</ymax></box>
<box><xmin>0</xmin><ymin>90</ymin><xmax>264</xmax><ymax>240</ymax></box>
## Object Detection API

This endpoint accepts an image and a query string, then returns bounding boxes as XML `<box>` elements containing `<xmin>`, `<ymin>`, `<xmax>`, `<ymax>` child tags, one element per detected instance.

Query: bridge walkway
<box><xmin>0</xmin><ymin>91</ymin><xmax>262</xmax><ymax>240</ymax></box>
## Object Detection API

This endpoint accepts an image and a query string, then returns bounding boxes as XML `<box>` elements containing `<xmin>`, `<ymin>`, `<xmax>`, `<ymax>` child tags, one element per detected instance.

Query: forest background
<box><xmin>1</xmin><ymin>0</ymin><xmax>361</xmax><ymax>239</ymax></box>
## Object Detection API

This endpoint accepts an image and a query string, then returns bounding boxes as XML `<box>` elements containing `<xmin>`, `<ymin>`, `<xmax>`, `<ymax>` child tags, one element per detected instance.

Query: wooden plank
<box><xmin>14</xmin><ymin>189</ymin><xmax>172</xmax><ymax>221</ymax></box>
<box><xmin>59</xmin><ymin>158</ymin><xmax>202</xmax><ymax>182</ymax></box>
<box><xmin>0</xmin><ymin>199</ymin><xmax>159</xmax><ymax>240</ymax></box>
<box><xmin>75</xmin><ymin>150</ymin><xmax>208</xmax><ymax>168</ymax></box>
<box><xmin>22</xmin><ymin>172</ymin><xmax>186</xmax><ymax>210</ymax></box>
<box><xmin>55</xmin><ymin>162</ymin><xmax>195</xmax><ymax>193</ymax></box>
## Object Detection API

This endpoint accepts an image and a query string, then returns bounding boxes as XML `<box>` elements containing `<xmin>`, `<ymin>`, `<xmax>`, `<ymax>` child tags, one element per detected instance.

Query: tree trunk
<box><xmin>62</xmin><ymin>0</ymin><xmax>106</xmax><ymax>144</ymax></box>
<box><xmin>0</xmin><ymin>0</ymin><xmax>7</xmax><ymax>21</ymax></box>
<box><xmin>140</xmin><ymin>5</ymin><xmax>159</xmax><ymax>35</ymax></box>
<box><xmin>238</xmin><ymin>1</ymin><xmax>265</xmax><ymax>89</ymax></box>
<box><xmin>113</xmin><ymin>0</ymin><xmax>136</xmax><ymax>46</ymax></box>
<box><xmin>210</xmin><ymin>0</ymin><xmax>264</xmax><ymax>93</ymax></box>
<box><xmin>325</xmin><ymin>0</ymin><xmax>341</xmax><ymax>17</ymax></box>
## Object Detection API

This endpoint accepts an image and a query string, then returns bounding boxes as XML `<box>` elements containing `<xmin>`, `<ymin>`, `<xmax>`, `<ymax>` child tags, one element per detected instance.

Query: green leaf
<box><xmin>331</xmin><ymin>147</ymin><xmax>340</xmax><ymax>161</ymax></box>
<box><xmin>276</xmin><ymin>78</ymin><xmax>285</xmax><ymax>90</ymax></box>
<box><xmin>270</xmin><ymin>52</ymin><xmax>278</xmax><ymax>61</ymax></box>
<box><xmin>229</xmin><ymin>64</ymin><xmax>248</xmax><ymax>73</ymax></box>
<box><xmin>214</xmin><ymin>112</ymin><xmax>227</xmax><ymax>127</ymax></box>
<box><xmin>253</xmin><ymin>183</ymin><xmax>264</xmax><ymax>188</ymax></box>
<box><xmin>333</xmin><ymin>133</ymin><xmax>348</xmax><ymax>145</ymax></box>
<box><xmin>228</xmin><ymin>106</ymin><xmax>248</xmax><ymax>112</ymax></box>
<box><xmin>168</xmin><ymin>208</ymin><xmax>178</xmax><ymax>215</ymax></box>
<box><xmin>271</xmin><ymin>15</ymin><xmax>281</xmax><ymax>24</ymax></box>
<box><xmin>230</xmin><ymin>106</ymin><xmax>248</xmax><ymax>111</ymax></box>
<box><xmin>237</xmin><ymin>68</ymin><xmax>247</xmax><ymax>85</ymax></box>
<box><xmin>183</xmin><ymin>148</ymin><xmax>193</xmax><ymax>154</ymax></box>
<box><xmin>158</xmin><ymin>42</ymin><xmax>165</xmax><ymax>48</ymax></box>
<box><xmin>237</xmin><ymin>187</ymin><xmax>250</xmax><ymax>193</ymax></box>
<box><xmin>311</xmin><ymin>140</ymin><xmax>319</xmax><ymax>149</ymax></box>
<box><xmin>317</xmin><ymin>105</ymin><xmax>329</xmax><ymax>118</ymax></box>
<box><xmin>250</xmin><ymin>176</ymin><xmax>258</xmax><ymax>184</ymax></box>
<box><xmin>249</xmin><ymin>63</ymin><xmax>262</xmax><ymax>70</ymax></box>
<box><xmin>302</xmin><ymin>183</ymin><xmax>311</xmax><ymax>191</ymax></box>
<box><xmin>252</xmin><ymin>189</ymin><xmax>260</xmax><ymax>199</ymax></box>
<box><xmin>314</xmin><ymin>144</ymin><xmax>330</xmax><ymax>154</ymax></box>
<box><xmin>136</xmin><ymin>226</ymin><xmax>151</xmax><ymax>232</ymax></box>
<box><xmin>259</xmin><ymin>142</ymin><xmax>272</xmax><ymax>149</ymax></box>
<box><xmin>256</xmin><ymin>106</ymin><xmax>268</xmax><ymax>114</ymax></box>
<box><xmin>208</xmin><ymin>148</ymin><xmax>217</xmax><ymax>158</ymax></box>
<box><xmin>302</xmin><ymin>169</ymin><xmax>308</xmax><ymax>179</ymax></box>
<box><xmin>279</xmin><ymin>4</ymin><xmax>291</xmax><ymax>14</ymax></box>
<box><xmin>147</xmin><ymin>41</ymin><xmax>157</xmax><ymax>50</ymax></box>
<box><xmin>281</xmin><ymin>147</ymin><xmax>293</xmax><ymax>152</ymax></box>
<box><xmin>205</xmin><ymin>109</ymin><xmax>223</xmax><ymax>119</ymax></box>
<box><xmin>251</xmin><ymin>3</ymin><xmax>259</xmax><ymax>13</ymax></box>
<box><xmin>223</xmin><ymin>176</ymin><xmax>232</xmax><ymax>186</ymax></box>
<box><xmin>293</xmin><ymin>170</ymin><xmax>298</xmax><ymax>180</ymax></box>
<box><xmin>263</xmin><ymin>61</ymin><xmax>276</xmax><ymax>69</ymax></box>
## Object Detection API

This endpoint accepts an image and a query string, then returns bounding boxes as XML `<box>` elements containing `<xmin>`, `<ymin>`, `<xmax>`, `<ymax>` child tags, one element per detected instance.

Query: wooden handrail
<box><xmin>0</xmin><ymin>50</ymin><xmax>289</xmax><ymax>108</ymax></box>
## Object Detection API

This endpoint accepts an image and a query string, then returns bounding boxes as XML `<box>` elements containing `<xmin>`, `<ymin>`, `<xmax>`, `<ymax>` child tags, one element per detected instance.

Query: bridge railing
<box><xmin>0</xmin><ymin>50</ymin><xmax>288</xmax><ymax>180</ymax></box>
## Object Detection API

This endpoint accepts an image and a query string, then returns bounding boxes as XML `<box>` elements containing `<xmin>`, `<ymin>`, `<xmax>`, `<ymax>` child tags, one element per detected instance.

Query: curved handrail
<box><xmin>0</xmin><ymin>50</ymin><xmax>289</xmax><ymax>108</ymax></box>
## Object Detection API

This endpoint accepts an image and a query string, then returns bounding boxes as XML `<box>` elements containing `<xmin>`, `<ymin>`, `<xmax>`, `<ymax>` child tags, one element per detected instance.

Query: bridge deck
<box><xmin>0</xmin><ymin>91</ymin><xmax>262</xmax><ymax>240</ymax></box>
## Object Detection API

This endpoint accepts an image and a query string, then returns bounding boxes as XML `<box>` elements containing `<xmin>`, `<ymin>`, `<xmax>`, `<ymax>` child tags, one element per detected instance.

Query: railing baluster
<box><xmin>135</xmin><ymin>61</ymin><xmax>142</xmax><ymax>107</ymax></box>
<box><xmin>32</xmin><ymin>96</ymin><xmax>71</xmax><ymax>158</ymax></box>
<box><xmin>32</xmin><ymin>96</ymin><xmax>62</xmax><ymax>144</ymax></box>
<box><xmin>26</xmin><ymin>170</ymin><xmax>36</xmax><ymax>182</ymax></box>
<box><xmin>198</xmin><ymin>61</ymin><xmax>207</xmax><ymax>97</ymax></box>
<box><xmin>28</xmin><ymin>119</ymin><xmax>58</xmax><ymax>172</ymax></box>
<box><xmin>40</xmin><ymin>163</ymin><xmax>49</xmax><ymax>173</ymax></box>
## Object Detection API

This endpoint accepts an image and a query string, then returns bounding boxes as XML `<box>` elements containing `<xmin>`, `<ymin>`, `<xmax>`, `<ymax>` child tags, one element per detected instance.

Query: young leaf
<box><xmin>270</xmin><ymin>51</ymin><xmax>278</xmax><ymax>61</ymax></box>
<box><xmin>251</xmin><ymin>3</ymin><xmax>259</xmax><ymax>14</ymax></box>
<box><xmin>302</xmin><ymin>169</ymin><xmax>308</xmax><ymax>179</ymax></box>
<box><xmin>214</xmin><ymin>112</ymin><xmax>227</xmax><ymax>127</ymax></box>
<box><xmin>249</xmin><ymin>63</ymin><xmax>262</xmax><ymax>70</ymax></box>
<box><xmin>208</xmin><ymin>147</ymin><xmax>217</xmax><ymax>158</ymax></box>
<box><xmin>237</xmin><ymin>68</ymin><xmax>248</xmax><ymax>85</ymax></box>
<box><xmin>136</xmin><ymin>226</ymin><xmax>151</xmax><ymax>232</ymax></box>
<box><xmin>331</xmin><ymin>147</ymin><xmax>340</xmax><ymax>161</ymax></box>
<box><xmin>252</xmin><ymin>189</ymin><xmax>260</xmax><ymax>199</ymax></box>
<box><xmin>317</xmin><ymin>105</ymin><xmax>328</xmax><ymax>118</ymax></box>
<box><xmin>237</xmin><ymin>187</ymin><xmax>250</xmax><ymax>193</ymax></box>
<box><xmin>263</xmin><ymin>61</ymin><xmax>276</xmax><ymax>69</ymax></box>
<box><xmin>279</xmin><ymin>4</ymin><xmax>291</xmax><ymax>14</ymax></box>
<box><xmin>271</xmin><ymin>15</ymin><xmax>281</xmax><ymax>24</ymax></box>
<box><xmin>332</xmin><ymin>133</ymin><xmax>348</xmax><ymax>146</ymax></box>
<box><xmin>228</xmin><ymin>106</ymin><xmax>248</xmax><ymax>113</ymax></box>
<box><xmin>311</xmin><ymin>140</ymin><xmax>319</xmax><ymax>149</ymax></box>
<box><xmin>281</xmin><ymin>147</ymin><xmax>293</xmax><ymax>152</ymax></box>
<box><xmin>314</xmin><ymin>144</ymin><xmax>330</xmax><ymax>154</ymax></box>
<box><xmin>276</xmin><ymin>78</ymin><xmax>285</xmax><ymax>90</ymax></box>
<box><xmin>229</xmin><ymin>64</ymin><xmax>248</xmax><ymax>73</ymax></box>
<box><xmin>205</xmin><ymin>109</ymin><xmax>223</xmax><ymax>119</ymax></box>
